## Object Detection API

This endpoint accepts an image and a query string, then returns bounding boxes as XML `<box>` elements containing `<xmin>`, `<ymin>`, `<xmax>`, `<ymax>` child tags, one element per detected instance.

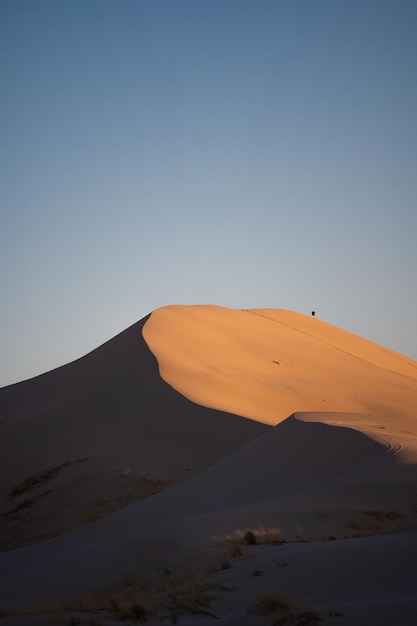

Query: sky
<box><xmin>1</xmin><ymin>0</ymin><xmax>417</xmax><ymax>387</ymax></box>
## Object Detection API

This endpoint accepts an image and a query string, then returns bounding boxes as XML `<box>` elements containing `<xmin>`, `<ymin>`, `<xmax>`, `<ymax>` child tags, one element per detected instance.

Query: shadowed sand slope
<box><xmin>143</xmin><ymin>304</ymin><xmax>417</xmax><ymax>426</ymax></box>
<box><xmin>1</xmin><ymin>412</ymin><xmax>417</xmax><ymax>612</ymax></box>
<box><xmin>0</xmin><ymin>314</ymin><xmax>267</xmax><ymax>545</ymax></box>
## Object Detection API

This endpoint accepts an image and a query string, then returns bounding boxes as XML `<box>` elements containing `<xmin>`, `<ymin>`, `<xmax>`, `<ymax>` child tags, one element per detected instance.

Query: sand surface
<box><xmin>143</xmin><ymin>305</ymin><xmax>417</xmax><ymax>425</ymax></box>
<box><xmin>1</xmin><ymin>304</ymin><xmax>417</xmax><ymax>625</ymax></box>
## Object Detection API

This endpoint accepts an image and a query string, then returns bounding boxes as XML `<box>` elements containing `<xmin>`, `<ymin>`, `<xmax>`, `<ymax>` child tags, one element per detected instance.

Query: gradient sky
<box><xmin>1</xmin><ymin>0</ymin><xmax>417</xmax><ymax>387</ymax></box>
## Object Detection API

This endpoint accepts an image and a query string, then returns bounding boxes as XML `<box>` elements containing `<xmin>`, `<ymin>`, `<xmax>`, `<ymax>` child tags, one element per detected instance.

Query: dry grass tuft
<box><xmin>249</xmin><ymin>592</ymin><xmax>321</xmax><ymax>625</ymax></box>
<box><xmin>222</xmin><ymin>526</ymin><xmax>285</xmax><ymax>546</ymax></box>
<box><xmin>110</xmin><ymin>596</ymin><xmax>149</xmax><ymax>621</ymax></box>
<box><xmin>228</xmin><ymin>544</ymin><xmax>243</xmax><ymax>558</ymax></box>
<box><xmin>349</xmin><ymin>508</ymin><xmax>404</xmax><ymax>534</ymax></box>
<box><xmin>6</xmin><ymin>566</ymin><xmax>228</xmax><ymax>623</ymax></box>
<box><xmin>365</xmin><ymin>509</ymin><xmax>402</xmax><ymax>522</ymax></box>
<box><xmin>249</xmin><ymin>592</ymin><xmax>294</xmax><ymax>615</ymax></box>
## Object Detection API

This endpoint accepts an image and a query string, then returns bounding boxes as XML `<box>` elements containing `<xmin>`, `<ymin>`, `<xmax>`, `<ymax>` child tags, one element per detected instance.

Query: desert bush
<box><xmin>167</xmin><ymin>588</ymin><xmax>215</xmax><ymax>618</ymax></box>
<box><xmin>295</xmin><ymin>523</ymin><xmax>304</xmax><ymax>540</ymax></box>
<box><xmin>245</xmin><ymin>530</ymin><xmax>257</xmax><ymax>544</ymax></box>
<box><xmin>249</xmin><ymin>592</ymin><xmax>321</xmax><ymax>625</ymax></box>
<box><xmin>222</xmin><ymin>526</ymin><xmax>285</xmax><ymax>546</ymax></box>
<box><xmin>228</xmin><ymin>544</ymin><xmax>243</xmax><ymax>558</ymax></box>
<box><xmin>349</xmin><ymin>508</ymin><xmax>404</xmax><ymax>535</ymax></box>
<box><xmin>365</xmin><ymin>509</ymin><xmax>402</xmax><ymax>521</ymax></box>
<box><xmin>112</xmin><ymin>597</ymin><xmax>148</xmax><ymax>621</ymax></box>
<box><xmin>249</xmin><ymin>592</ymin><xmax>294</xmax><ymax>615</ymax></box>
<box><xmin>66</xmin><ymin>588</ymin><xmax>110</xmax><ymax>612</ymax></box>
<box><xmin>273</xmin><ymin>610</ymin><xmax>321</xmax><ymax>625</ymax></box>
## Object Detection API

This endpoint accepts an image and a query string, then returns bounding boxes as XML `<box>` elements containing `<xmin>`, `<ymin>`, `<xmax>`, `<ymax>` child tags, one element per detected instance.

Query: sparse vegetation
<box><xmin>220</xmin><ymin>525</ymin><xmax>285</xmax><ymax>546</ymax></box>
<box><xmin>365</xmin><ymin>509</ymin><xmax>402</xmax><ymax>522</ymax></box>
<box><xmin>349</xmin><ymin>509</ymin><xmax>404</xmax><ymax>534</ymax></box>
<box><xmin>110</xmin><ymin>596</ymin><xmax>149</xmax><ymax>621</ymax></box>
<box><xmin>8</xmin><ymin>462</ymin><xmax>70</xmax><ymax>499</ymax></box>
<box><xmin>249</xmin><ymin>591</ymin><xmax>321</xmax><ymax>625</ymax></box>
<box><xmin>8</xmin><ymin>457</ymin><xmax>90</xmax><ymax>499</ymax></box>
<box><xmin>249</xmin><ymin>592</ymin><xmax>294</xmax><ymax>614</ymax></box>
<box><xmin>1</xmin><ymin>462</ymin><xmax>171</xmax><ymax>551</ymax></box>
<box><xmin>295</xmin><ymin>522</ymin><xmax>305</xmax><ymax>540</ymax></box>
<box><xmin>30</xmin><ymin>567</ymin><xmax>229</xmax><ymax>623</ymax></box>
<box><xmin>228</xmin><ymin>544</ymin><xmax>243</xmax><ymax>558</ymax></box>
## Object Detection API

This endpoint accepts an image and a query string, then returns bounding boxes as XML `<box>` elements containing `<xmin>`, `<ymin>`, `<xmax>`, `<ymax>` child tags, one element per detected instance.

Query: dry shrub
<box><xmin>155</xmin><ymin>569</ymin><xmax>227</xmax><ymax>621</ymax></box>
<box><xmin>228</xmin><ymin>544</ymin><xmax>243</xmax><ymax>558</ymax></box>
<box><xmin>245</xmin><ymin>530</ymin><xmax>257</xmax><ymax>545</ymax></box>
<box><xmin>249</xmin><ymin>592</ymin><xmax>321</xmax><ymax>625</ymax></box>
<box><xmin>61</xmin><ymin>580</ymin><xmax>150</xmax><ymax>621</ymax></box>
<box><xmin>365</xmin><ymin>509</ymin><xmax>402</xmax><ymax>522</ymax></box>
<box><xmin>349</xmin><ymin>509</ymin><xmax>403</xmax><ymax>535</ymax></box>
<box><xmin>60</xmin><ymin>588</ymin><xmax>110</xmax><ymax>612</ymax></box>
<box><xmin>169</xmin><ymin>590</ymin><xmax>210</xmax><ymax>612</ymax></box>
<box><xmin>223</xmin><ymin>526</ymin><xmax>285</xmax><ymax>546</ymax></box>
<box><xmin>110</xmin><ymin>596</ymin><xmax>149</xmax><ymax>621</ymax></box>
<box><xmin>249</xmin><ymin>592</ymin><xmax>294</xmax><ymax>615</ymax></box>
<box><xmin>273</xmin><ymin>611</ymin><xmax>321</xmax><ymax>625</ymax></box>
<box><xmin>1</xmin><ymin>567</ymin><xmax>226</xmax><ymax>624</ymax></box>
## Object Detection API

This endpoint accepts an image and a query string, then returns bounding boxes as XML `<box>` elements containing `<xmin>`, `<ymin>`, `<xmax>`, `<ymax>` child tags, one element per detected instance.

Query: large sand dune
<box><xmin>1</xmin><ymin>304</ymin><xmax>417</xmax><ymax>624</ymax></box>
<box><xmin>143</xmin><ymin>305</ymin><xmax>417</xmax><ymax>426</ymax></box>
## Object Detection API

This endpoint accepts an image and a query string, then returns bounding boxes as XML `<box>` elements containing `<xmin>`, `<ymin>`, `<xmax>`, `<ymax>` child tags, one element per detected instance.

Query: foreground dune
<box><xmin>1</xmin><ymin>304</ymin><xmax>417</xmax><ymax>624</ymax></box>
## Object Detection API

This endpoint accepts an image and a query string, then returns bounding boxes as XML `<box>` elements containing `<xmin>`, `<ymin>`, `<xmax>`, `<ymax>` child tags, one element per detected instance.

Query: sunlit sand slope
<box><xmin>143</xmin><ymin>304</ymin><xmax>417</xmax><ymax>426</ymax></box>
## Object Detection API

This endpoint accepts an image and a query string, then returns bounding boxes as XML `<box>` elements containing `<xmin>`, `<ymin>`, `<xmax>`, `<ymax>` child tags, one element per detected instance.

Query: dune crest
<box><xmin>143</xmin><ymin>304</ymin><xmax>417</xmax><ymax>426</ymax></box>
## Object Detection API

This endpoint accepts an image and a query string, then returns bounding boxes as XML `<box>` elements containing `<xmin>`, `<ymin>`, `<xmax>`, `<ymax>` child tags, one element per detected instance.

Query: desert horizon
<box><xmin>1</xmin><ymin>303</ymin><xmax>417</xmax><ymax>625</ymax></box>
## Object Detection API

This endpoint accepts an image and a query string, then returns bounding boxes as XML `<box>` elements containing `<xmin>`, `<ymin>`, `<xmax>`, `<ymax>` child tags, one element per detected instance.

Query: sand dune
<box><xmin>0</xmin><ymin>314</ymin><xmax>266</xmax><ymax>547</ymax></box>
<box><xmin>143</xmin><ymin>305</ymin><xmax>417</xmax><ymax>426</ymax></box>
<box><xmin>1</xmin><ymin>304</ymin><xmax>417</xmax><ymax>624</ymax></box>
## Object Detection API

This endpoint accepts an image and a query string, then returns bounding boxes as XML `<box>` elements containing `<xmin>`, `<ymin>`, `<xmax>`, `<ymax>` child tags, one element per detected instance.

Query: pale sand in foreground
<box><xmin>1</xmin><ymin>304</ymin><xmax>417</xmax><ymax>625</ymax></box>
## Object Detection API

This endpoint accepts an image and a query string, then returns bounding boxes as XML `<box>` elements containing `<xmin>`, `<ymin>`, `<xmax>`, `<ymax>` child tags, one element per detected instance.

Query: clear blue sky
<box><xmin>1</xmin><ymin>0</ymin><xmax>416</xmax><ymax>387</ymax></box>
